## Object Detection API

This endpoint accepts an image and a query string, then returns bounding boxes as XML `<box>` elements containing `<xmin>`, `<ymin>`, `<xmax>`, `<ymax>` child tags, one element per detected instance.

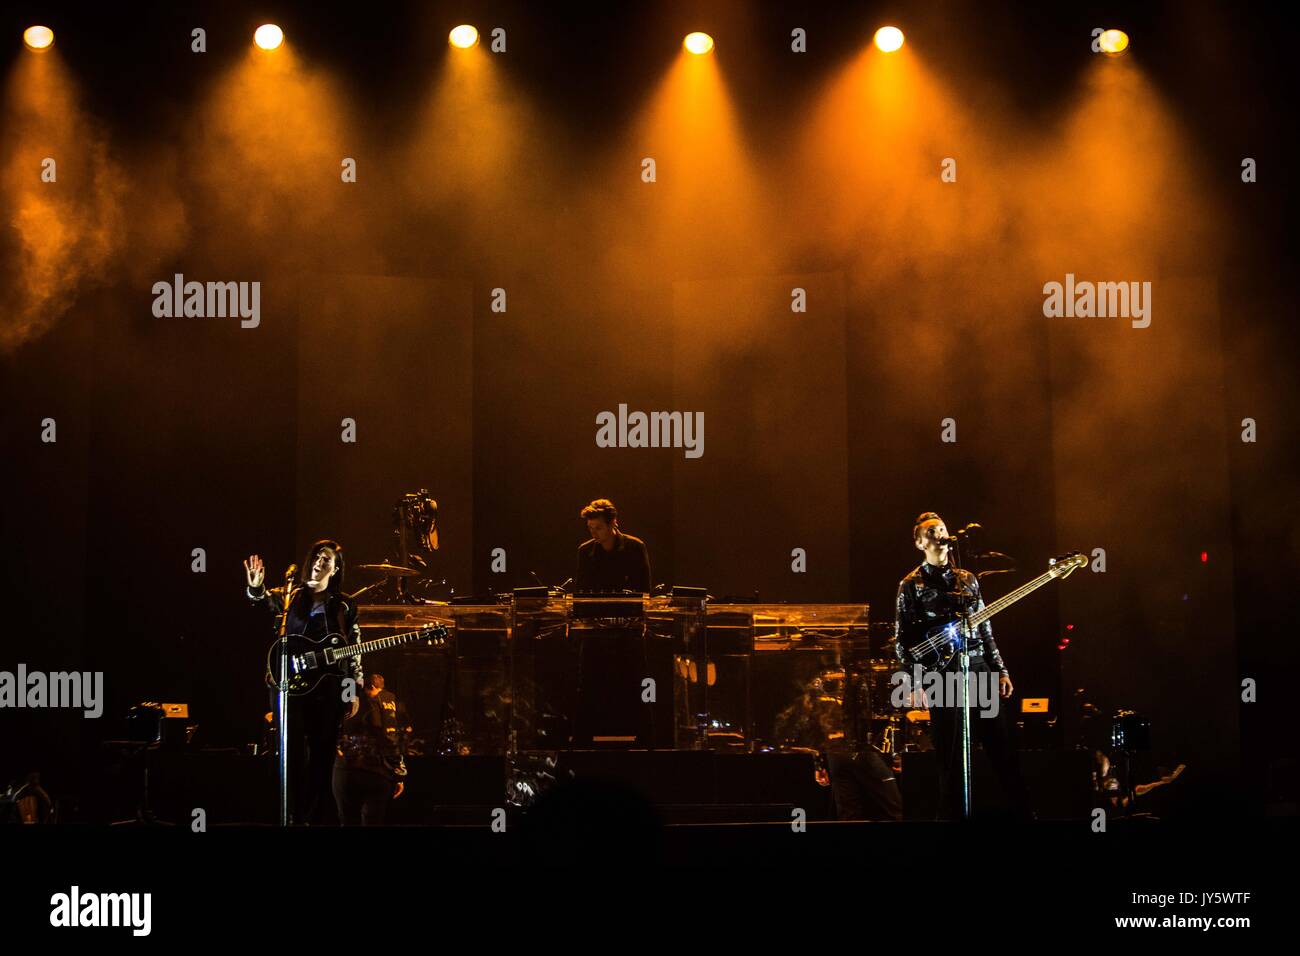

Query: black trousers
<box><xmin>273</xmin><ymin>680</ymin><xmax>344</xmax><ymax>825</ymax></box>
<box><xmin>828</xmin><ymin>751</ymin><xmax>904</xmax><ymax>821</ymax></box>
<box><xmin>332</xmin><ymin>764</ymin><xmax>393</xmax><ymax>826</ymax></box>
<box><xmin>927</xmin><ymin>658</ymin><xmax>1031</xmax><ymax>821</ymax></box>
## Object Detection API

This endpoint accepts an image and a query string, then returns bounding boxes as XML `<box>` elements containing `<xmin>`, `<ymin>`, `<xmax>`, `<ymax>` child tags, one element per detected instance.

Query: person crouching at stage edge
<box><xmin>772</xmin><ymin>676</ymin><xmax>904</xmax><ymax>821</ymax></box>
<box><xmin>245</xmin><ymin>541</ymin><xmax>363</xmax><ymax>825</ymax></box>
<box><xmin>894</xmin><ymin>512</ymin><xmax>1032</xmax><ymax>821</ymax></box>
<box><xmin>333</xmin><ymin>673</ymin><xmax>408</xmax><ymax>826</ymax></box>
<box><xmin>575</xmin><ymin>498</ymin><xmax>651</xmax><ymax>593</ymax></box>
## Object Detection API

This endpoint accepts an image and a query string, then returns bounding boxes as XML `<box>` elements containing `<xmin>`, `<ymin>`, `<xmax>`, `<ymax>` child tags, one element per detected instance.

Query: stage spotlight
<box><xmin>254</xmin><ymin>24</ymin><xmax>284</xmax><ymax>50</ymax></box>
<box><xmin>449</xmin><ymin>25</ymin><xmax>479</xmax><ymax>48</ymax></box>
<box><xmin>1098</xmin><ymin>29</ymin><xmax>1129</xmax><ymax>55</ymax></box>
<box><xmin>683</xmin><ymin>32</ymin><xmax>714</xmax><ymax>55</ymax></box>
<box><xmin>23</xmin><ymin>25</ymin><xmax>54</xmax><ymax>51</ymax></box>
<box><xmin>873</xmin><ymin>26</ymin><xmax>904</xmax><ymax>53</ymax></box>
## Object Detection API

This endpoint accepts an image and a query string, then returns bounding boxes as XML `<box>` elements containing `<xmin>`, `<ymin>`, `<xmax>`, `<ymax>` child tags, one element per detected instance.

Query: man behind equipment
<box><xmin>572</xmin><ymin>499</ymin><xmax>652</xmax><ymax>746</ymax></box>
<box><xmin>575</xmin><ymin>499</ymin><xmax>651</xmax><ymax>593</ymax></box>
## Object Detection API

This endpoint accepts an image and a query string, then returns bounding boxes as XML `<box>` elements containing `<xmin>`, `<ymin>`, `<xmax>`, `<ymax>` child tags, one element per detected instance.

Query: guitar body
<box><xmin>900</xmin><ymin>617</ymin><xmax>973</xmax><ymax>672</ymax></box>
<box><xmin>266</xmin><ymin>631</ymin><xmax>350</xmax><ymax>697</ymax></box>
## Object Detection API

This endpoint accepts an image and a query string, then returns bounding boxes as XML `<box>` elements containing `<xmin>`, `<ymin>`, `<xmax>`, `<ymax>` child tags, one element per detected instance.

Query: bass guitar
<box><xmin>898</xmin><ymin>552</ymin><xmax>1087</xmax><ymax>670</ymax></box>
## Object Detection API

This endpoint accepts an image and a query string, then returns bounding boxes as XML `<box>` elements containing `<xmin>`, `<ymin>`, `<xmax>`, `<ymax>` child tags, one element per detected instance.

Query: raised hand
<box><xmin>244</xmin><ymin>554</ymin><xmax>265</xmax><ymax>589</ymax></box>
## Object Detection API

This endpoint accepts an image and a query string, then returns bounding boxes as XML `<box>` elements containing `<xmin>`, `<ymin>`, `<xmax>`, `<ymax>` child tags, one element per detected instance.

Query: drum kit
<box><xmin>783</xmin><ymin>622</ymin><xmax>933</xmax><ymax>757</ymax></box>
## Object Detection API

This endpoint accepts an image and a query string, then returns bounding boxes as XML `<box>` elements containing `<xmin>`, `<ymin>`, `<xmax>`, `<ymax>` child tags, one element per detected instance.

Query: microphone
<box><xmin>269</xmin><ymin>563</ymin><xmax>297</xmax><ymax>597</ymax></box>
<box><xmin>557</xmin><ymin>577</ymin><xmax>573</xmax><ymax>592</ymax></box>
<box><xmin>529</xmin><ymin>571</ymin><xmax>545</xmax><ymax>588</ymax></box>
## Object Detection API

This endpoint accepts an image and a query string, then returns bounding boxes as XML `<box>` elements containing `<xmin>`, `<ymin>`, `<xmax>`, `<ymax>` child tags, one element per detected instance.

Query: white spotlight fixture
<box><xmin>449</xmin><ymin>25</ymin><xmax>479</xmax><ymax>49</ymax></box>
<box><xmin>873</xmin><ymin>26</ymin><xmax>904</xmax><ymax>53</ymax></box>
<box><xmin>1098</xmin><ymin>29</ymin><xmax>1130</xmax><ymax>56</ymax></box>
<box><xmin>683</xmin><ymin>32</ymin><xmax>714</xmax><ymax>55</ymax></box>
<box><xmin>23</xmin><ymin>25</ymin><xmax>55</xmax><ymax>51</ymax></box>
<box><xmin>254</xmin><ymin>24</ymin><xmax>284</xmax><ymax>51</ymax></box>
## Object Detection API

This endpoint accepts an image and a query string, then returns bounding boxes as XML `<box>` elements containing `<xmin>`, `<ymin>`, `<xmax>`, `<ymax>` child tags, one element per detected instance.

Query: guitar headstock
<box><xmin>1049</xmin><ymin>551</ymin><xmax>1088</xmax><ymax>578</ymax></box>
<box><xmin>420</xmin><ymin>623</ymin><xmax>450</xmax><ymax>646</ymax></box>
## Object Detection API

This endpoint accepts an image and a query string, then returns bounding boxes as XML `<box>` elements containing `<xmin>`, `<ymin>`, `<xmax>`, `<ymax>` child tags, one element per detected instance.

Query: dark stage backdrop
<box><xmin>672</xmin><ymin>273</ymin><xmax>851</xmax><ymax>602</ymax></box>
<box><xmin>1050</xmin><ymin>276</ymin><xmax>1237</xmax><ymax>772</ymax></box>
<box><xmin>470</xmin><ymin>274</ymin><xmax>676</xmax><ymax>594</ymax></box>
<box><xmin>294</xmin><ymin>274</ymin><xmax>473</xmax><ymax>592</ymax></box>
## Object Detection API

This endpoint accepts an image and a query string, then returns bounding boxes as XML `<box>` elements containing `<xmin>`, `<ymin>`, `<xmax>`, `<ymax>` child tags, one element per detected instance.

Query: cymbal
<box><xmin>356</xmin><ymin>563</ymin><xmax>422</xmax><ymax>578</ymax></box>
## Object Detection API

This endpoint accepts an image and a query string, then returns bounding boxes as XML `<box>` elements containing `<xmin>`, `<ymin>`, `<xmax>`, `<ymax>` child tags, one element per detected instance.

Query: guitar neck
<box><xmin>333</xmin><ymin>629</ymin><xmax>425</xmax><ymax>660</ymax></box>
<box><xmin>968</xmin><ymin>568</ymin><xmax>1062</xmax><ymax>628</ymax></box>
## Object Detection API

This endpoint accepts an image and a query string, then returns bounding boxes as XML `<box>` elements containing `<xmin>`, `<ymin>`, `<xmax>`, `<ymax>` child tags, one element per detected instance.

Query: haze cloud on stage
<box><xmin>0</xmin><ymin>51</ymin><xmax>124</xmax><ymax>353</ymax></box>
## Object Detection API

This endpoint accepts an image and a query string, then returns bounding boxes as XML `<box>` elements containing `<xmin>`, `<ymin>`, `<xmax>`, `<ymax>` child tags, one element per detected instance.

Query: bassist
<box><xmin>894</xmin><ymin>513</ymin><xmax>1031</xmax><ymax>821</ymax></box>
<box><xmin>245</xmin><ymin>541</ymin><xmax>363</xmax><ymax>825</ymax></box>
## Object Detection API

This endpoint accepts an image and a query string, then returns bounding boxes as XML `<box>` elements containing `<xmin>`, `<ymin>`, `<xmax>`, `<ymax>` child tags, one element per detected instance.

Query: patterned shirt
<box><xmin>893</xmin><ymin>561</ymin><xmax>1006</xmax><ymax>673</ymax></box>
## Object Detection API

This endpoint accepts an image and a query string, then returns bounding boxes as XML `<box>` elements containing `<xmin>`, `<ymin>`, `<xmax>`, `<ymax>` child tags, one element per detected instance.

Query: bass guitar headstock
<box><xmin>1049</xmin><ymin>551</ymin><xmax>1088</xmax><ymax>578</ymax></box>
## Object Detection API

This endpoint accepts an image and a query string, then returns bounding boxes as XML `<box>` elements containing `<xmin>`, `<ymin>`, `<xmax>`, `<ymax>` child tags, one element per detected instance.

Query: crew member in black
<box><xmin>575</xmin><ymin>499</ymin><xmax>651</xmax><ymax>593</ymax></box>
<box><xmin>333</xmin><ymin>672</ymin><xmax>408</xmax><ymax>826</ymax></box>
<box><xmin>773</xmin><ymin>673</ymin><xmax>904</xmax><ymax>821</ymax></box>
<box><xmin>245</xmin><ymin>541</ymin><xmax>363</xmax><ymax>825</ymax></box>
<box><xmin>894</xmin><ymin>512</ymin><xmax>1031</xmax><ymax>820</ymax></box>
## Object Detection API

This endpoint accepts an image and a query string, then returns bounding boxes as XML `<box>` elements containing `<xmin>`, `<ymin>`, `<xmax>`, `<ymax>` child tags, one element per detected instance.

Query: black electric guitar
<box><xmin>265</xmin><ymin>623</ymin><xmax>449</xmax><ymax>696</ymax></box>
<box><xmin>898</xmin><ymin>552</ymin><xmax>1088</xmax><ymax>670</ymax></box>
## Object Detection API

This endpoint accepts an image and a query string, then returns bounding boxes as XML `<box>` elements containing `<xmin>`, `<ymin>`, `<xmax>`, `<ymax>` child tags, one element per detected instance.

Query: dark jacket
<box><xmin>248</xmin><ymin>583</ymin><xmax>365</xmax><ymax>687</ymax></box>
<box><xmin>893</xmin><ymin>561</ymin><xmax>1006</xmax><ymax>673</ymax></box>
<box><xmin>337</xmin><ymin>690</ymin><xmax>408</xmax><ymax>780</ymax></box>
<box><xmin>575</xmin><ymin>532</ymin><xmax>651</xmax><ymax>593</ymax></box>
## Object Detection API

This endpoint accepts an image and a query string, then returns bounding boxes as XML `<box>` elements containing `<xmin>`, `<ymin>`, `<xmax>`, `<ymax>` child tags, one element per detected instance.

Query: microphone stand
<box><xmin>276</xmin><ymin>582</ymin><xmax>295</xmax><ymax>827</ymax></box>
<box><xmin>950</xmin><ymin>534</ymin><xmax>973</xmax><ymax>821</ymax></box>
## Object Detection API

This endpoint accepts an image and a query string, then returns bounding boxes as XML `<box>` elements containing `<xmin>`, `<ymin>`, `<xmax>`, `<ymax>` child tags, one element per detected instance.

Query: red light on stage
<box><xmin>1200</xmin><ymin>551</ymin><xmax>1208</xmax><ymax>563</ymax></box>
<box><xmin>1066</xmin><ymin>623</ymin><xmax>1074</xmax><ymax>630</ymax></box>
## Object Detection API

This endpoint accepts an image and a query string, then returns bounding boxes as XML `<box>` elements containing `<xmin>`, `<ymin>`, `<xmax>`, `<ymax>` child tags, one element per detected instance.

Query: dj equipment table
<box><xmin>359</xmin><ymin>598</ymin><xmax>902</xmax><ymax>757</ymax></box>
